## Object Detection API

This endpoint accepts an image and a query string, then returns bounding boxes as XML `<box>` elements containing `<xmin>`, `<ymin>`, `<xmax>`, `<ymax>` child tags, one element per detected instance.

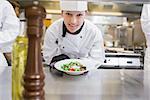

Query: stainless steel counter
<box><xmin>0</xmin><ymin>66</ymin><xmax>150</xmax><ymax>100</ymax></box>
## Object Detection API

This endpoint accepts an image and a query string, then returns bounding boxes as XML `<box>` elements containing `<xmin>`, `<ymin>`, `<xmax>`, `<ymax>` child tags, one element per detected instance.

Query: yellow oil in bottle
<box><xmin>12</xmin><ymin>20</ymin><xmax>28</xmax><ymax>100</ymax></box>
<box><xmin>12</xmin><ymin>36</ymin><xmax>28</xmax><ymax>100</ymax></box>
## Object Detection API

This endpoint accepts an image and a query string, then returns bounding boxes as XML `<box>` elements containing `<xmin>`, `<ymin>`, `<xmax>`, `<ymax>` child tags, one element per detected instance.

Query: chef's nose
<box><xmin>70</xmin><ymin>16</ymin><xmax>77</xmax><ymax>24</ymax></box>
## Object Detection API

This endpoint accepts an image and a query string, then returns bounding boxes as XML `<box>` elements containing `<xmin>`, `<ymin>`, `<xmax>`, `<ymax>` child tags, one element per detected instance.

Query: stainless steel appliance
<box><xmin>101</xmin><ymin>53</ymin><xmax>142</xmax><ymax>69</ymax></box>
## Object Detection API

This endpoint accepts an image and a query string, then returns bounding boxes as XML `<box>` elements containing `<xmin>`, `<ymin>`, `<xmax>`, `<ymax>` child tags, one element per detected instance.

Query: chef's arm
<box><xmin>0</xmin><ymin>29</ymin><xmax>19</xmax><ymax>49</ymax></box>
<box><xmin>42</xmin><ymin>28</ymin><xmax>62</xmax><ymax>65</ymax></box>
<box><xmin>0</xmin><ymin>3</ymin><xmax>19</xmax><ymax>66</ymax></box>
<box><xmin>141</xmin><ymin>4</ymin><xmax>150</xmax><ymax>34</ymax></box>
<box><xmin>0</xmin><ymin>1</ymin><xmax>19</xmax><ymax>50</ymax></box>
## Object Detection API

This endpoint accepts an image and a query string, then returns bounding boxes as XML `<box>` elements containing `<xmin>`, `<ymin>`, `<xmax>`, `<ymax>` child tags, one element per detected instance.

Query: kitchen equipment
<box><xmin>101</xmin><ymin>52</ymin><xmax>142</xmax><ymax>69</ymax></box>
<box><xmin>23</xmin><ymin>2</ymin><xmax>46</xmax><ymax>99</ymax></box>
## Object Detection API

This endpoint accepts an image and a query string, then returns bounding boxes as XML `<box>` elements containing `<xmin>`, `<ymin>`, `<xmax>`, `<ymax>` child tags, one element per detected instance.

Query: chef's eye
<box><xmin>77</xmin><ymin>14</ymin><xmax>83</xmax><ymax>17</ymax></box>
<box><xmin>66</xmin><ymin>13</ymin><xmax>72</xmax><ymax>16</ymax></box>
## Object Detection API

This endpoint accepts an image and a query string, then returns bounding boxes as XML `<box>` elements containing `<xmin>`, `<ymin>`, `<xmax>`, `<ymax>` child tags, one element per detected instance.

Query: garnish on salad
<box><xmin>61</xmin><ymin>61</ymin><xmax>86</xmax><ymax>71</ymax></box>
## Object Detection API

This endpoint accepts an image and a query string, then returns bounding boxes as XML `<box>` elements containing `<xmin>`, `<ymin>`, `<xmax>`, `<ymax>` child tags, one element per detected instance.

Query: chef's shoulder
<box><xmin>46</xmin><ymin>18</ymin><xmax>63</xmax><ymax>35</ymax></box>
<box><xmin>1</xmin><ymin>0</ymin><xmax>13</xmax><ymax>8</ymax></box>
<box><xmin>0</xmin><ymin>0</ymin><xmax>16</xmax><ymax>14</ymax></box>
<box><xmin>144</xmin><ymin>4</ymin><xmax>150</xmax><ymax>8</ymax></box>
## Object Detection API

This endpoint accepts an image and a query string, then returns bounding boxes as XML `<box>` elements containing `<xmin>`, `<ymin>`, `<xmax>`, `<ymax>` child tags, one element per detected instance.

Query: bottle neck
<box><xmin>19</xmin><ymin>19</ymin><xmax>27</xmax><ymax>37</ymax></box>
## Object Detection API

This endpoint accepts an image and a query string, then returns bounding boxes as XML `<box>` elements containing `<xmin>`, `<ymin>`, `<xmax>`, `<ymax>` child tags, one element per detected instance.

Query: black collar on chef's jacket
<box><xmin>62</xmin><ymin>21</ymin><xmax>85</xmax><ymax>37</ymax></box>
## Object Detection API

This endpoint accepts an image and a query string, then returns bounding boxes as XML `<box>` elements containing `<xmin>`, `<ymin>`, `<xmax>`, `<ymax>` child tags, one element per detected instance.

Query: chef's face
<box><xmin>61</xmin><ymin>11</ymin><xmax>86</xmax><ymax>33</ymax></box>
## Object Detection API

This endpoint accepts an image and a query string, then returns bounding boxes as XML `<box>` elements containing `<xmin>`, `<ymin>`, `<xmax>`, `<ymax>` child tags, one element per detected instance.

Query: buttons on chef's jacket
<box><xmin>80</xmin><ymin>36</ymin><xmax>82</xmax><ymax>38</ymax></box>
<box><xmin>55</xmin><ymin>39</ymin><xmax>58</xmax><ymax>44</ymax></box>
<box><xmin>60</xmin><ymin>45</ymin><xmax>65</xmax><ymax>49</ymax></box>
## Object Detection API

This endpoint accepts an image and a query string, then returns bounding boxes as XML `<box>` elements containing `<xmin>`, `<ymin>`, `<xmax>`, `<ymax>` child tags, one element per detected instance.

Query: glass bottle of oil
<box><xmin>12</xmin><ymin>20</ymin><xmax>28</xmax><ymax>100</ymax></box>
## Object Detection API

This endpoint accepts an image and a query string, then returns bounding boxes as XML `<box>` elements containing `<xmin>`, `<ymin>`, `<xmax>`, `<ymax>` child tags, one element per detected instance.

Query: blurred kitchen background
<box><xmin>19</xmin><ymin>0</ymin><xmax>149</xmax><ymax>69</ymax></box>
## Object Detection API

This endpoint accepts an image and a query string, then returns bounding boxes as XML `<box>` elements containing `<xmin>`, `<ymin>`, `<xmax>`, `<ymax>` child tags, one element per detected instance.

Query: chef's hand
<box><xmin>49</xmin><ymin>54</ymin><xmax>70</xmax><ymax>69</ymax></box>
<box><xmin>49</xmin><ymin>54</ymin><xmax>70</xmax><ymax>76</ymax></box>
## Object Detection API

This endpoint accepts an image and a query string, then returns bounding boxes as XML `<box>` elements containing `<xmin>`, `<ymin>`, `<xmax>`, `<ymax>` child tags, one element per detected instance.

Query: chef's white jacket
<box><xmin>0</xmin><ymin>0</ymin><xmax>19</xmax><ymax>66</ymax></box>
<box><xmin>43</xmin><ymin>18</ymin><xmax>105</xmax><ymax>67</ymax></box>
<box><xmin>141</xmin><ymin>4</ymin><xmax>150</xmax><ymax>70</ymax></box>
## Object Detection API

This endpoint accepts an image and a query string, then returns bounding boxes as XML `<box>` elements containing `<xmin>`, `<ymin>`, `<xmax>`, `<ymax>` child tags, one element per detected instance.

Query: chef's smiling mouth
<box><xmin>68</xmin><ymin>24</ymin><xmax>78</xmax><ymax>27</ymax></box>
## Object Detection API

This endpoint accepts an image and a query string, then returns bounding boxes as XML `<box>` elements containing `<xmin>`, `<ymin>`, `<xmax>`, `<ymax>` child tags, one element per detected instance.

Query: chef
<box><xmin>0</xmin><ymin>0</ymin><xmax>19</xmax><ymax>66</ymax></box>
<box><xmin>43</xmin><ymin>0</ymin><xmax>105</xmax><ymax>67</ymax></box>
<box><xmin>141</xmin><ymin>4</ymin><xmax>150</xmax><ymax>70</ymax></box>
